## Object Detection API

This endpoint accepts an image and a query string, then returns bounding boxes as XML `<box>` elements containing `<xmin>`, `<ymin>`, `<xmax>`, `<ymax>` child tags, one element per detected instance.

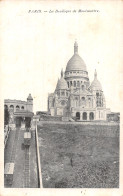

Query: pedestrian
<box><xmin>70</xmin><ymin>157</ymin><xmax>73</xmax><ymax>167</ymax></box>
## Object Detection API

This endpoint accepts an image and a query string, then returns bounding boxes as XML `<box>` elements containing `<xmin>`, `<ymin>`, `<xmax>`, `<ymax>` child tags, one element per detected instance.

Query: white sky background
<box><xmin>0</xmin><ymin>1</ymin><xmax>123</xmax><ymax>113</ymax></box>
<box><xmin>0</xmin><ymin>2</ymin><xmax>123</xmax><ymax>196</ymax></box>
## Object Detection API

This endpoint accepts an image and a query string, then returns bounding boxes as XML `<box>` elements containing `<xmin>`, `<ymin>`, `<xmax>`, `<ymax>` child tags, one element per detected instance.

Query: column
<box><xmin>80</xmin><ymin>112</ymin><xmax>83</xmax><ymax>120</ymax></box>
<box><xmin>87</xmin><ymin>112</ymin><xmax>90</xmax><ymax>121</ymax></box>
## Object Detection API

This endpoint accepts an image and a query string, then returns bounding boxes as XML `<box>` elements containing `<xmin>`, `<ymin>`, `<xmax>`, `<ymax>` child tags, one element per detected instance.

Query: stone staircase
<box><xmin>10</xmin><ymin>128</ymin><xmax>20</xmax><ymax>162</ymax></box>
<box><xmin>24</xmin><ymin>147</ymin><xmax>30</xmax><ymax>188</ymax></box>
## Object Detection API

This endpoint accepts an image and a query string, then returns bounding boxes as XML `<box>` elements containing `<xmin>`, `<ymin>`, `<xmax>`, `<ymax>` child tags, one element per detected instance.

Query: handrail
<box><xmin>35</xmin><ymin>122</ymin><xmax>43</xmax><ymax>188</ymax></box>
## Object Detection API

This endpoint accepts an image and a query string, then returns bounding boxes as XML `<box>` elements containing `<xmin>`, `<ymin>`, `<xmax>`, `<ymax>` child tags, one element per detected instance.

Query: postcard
<box><xmin>0</xmin><ymin>1</ymin><xmax>123</xmax><ymax>196</ymax></box>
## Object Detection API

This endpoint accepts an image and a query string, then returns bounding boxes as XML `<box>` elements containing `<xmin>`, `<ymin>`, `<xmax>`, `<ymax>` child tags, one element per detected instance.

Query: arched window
<box><xmin>77</xmin><ymin>81</ymin><xmax>80</xmax><ymax>87</ymax></box>
<box><xmin>83</xmin><ymin>112</ymin><xmax>87</xmax><ymax>120</ymax></box>
<box><xmin>96</xmin><ymin>92</ymin><xmax>99</xmax><ymax>97</ymax></box>
<box><xmin>96</xmin><ymin>92</ymin><xmax>102</xmax><ymax>107</ymax></box>
<box><xmin>61</xmin><ymin>100</ymin><xmax>66</xmax><ymax>106</ymax></box>
<box><xmin>4</xmin><ymin>105</ymin><xmax>8</xmax><ymax>109</ymax></box>
<box><xmin>70</xmin><ymin>81</ymin><xmax>72</xmax><ymax>86</ymax></box>
<box><xmin>81</xmin><ymin>97</ymin><xmax>85</xmax><ymax>101</ymax></box>
<box><xmin>76</xmin><ymin>112</ymin><xmax>80</xmax><ymax>120</ymax></box>
<box><xmin>88</xmin><ymin>97</ymin><xmax>91</xmax><ymax>107</ymax></box>
<box><xmin>67</xmin><ymin>82</ymin><xmax>69</xmax><ymax>88</ymax></box>
<box><xmin>81</xmin><ymin>97</ymin><xmax>86</xmax><ymax>106</ymax></box>
<box><xmin>10</xmin><ymin>105</ymin><xmax>14</xmax><ymax>110</ymax></box>
<box><xmin>82</xmin><ymin>85</ymin><xmax>85</xmax><ymax>90</ymax></box>
<box><xmin>21</xmin><ymin>106</ymin><xmax>24</xmax><ymax>110</ymax></box>
<box><xmin>74</xmin><ymin>81</ymin><xmax>76</xmax><ymax>87</ymax></box>
<box><xmin>89</xmin><ymin>112</ymin><xmax>94</xmax><ymax>120</ymax></box>
<box><xmin>10</xmin><ymin>105</ymin><xmax>14</xmax><ymax>108</ymax></box>
<box><xmin>16</xmin><ymin>105</ymin><xmax>20</xmax><ymax>110</ymax></box>
<box><xmin>61</xmin><ymin>91</ymin><xmax>65</xmax><ymax>96</ymax></box>
<box><xmin>75</xmin><ymin>97</ymin><xmax>78</xmax><ymax>107</ymax></box>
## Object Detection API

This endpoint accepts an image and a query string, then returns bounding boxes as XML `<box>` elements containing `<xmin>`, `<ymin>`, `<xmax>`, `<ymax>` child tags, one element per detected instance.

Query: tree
<box><xmin>4</xmin><ymin>106</ymin><xmax>9</xmax><ymax>126</ymax></box>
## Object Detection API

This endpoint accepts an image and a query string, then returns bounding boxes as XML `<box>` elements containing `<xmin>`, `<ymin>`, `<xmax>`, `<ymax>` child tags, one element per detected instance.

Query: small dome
<box><xmin>56</xmin><ymin>70</ymin><xmax>68</xmax><ymax>90</ymax></box>
<box><xmin>56</xmin><ymin>77</ymin><xmax>68</xmax><ymax>90</ymax></box>
<box><xmin>65</xmin><ymin>42</ymin><xmax>87</xmax><ymax>72</ymax></box>
<box><xmin>90</xmin><ymin>70</ymin><xmax>102</xmax><ymax>90</ymax></box>
<box><xmin>27</xmin><ymin>94</ymin><xmax>33</xmax><ymax>100</ymax></box>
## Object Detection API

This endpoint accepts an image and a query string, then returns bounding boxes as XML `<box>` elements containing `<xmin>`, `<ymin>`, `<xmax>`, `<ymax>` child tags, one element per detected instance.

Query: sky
<box><xmin>0</xmin><ymin>1</ymin><xmax>123</xmax><ymax>113</ymax></box>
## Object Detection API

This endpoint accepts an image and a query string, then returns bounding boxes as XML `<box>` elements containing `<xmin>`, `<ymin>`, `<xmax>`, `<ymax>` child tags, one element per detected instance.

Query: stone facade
<box><xmin>4</xmin><ymin>94</ymin><xmax>33</xmax><ymax>113</ymax></box>
<box><xmin>4</xmin><ymin>94</ymin><xmax>33</xmax><ymax>126</ymax></box>
<box><xmin>48</xmin><ymin>42</ymin><xmax>111</xmax><ymax>121</ymax></box>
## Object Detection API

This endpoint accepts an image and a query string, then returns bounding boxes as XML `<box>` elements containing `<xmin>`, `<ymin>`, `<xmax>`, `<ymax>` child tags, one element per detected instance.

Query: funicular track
<box><xmin>24</xmin><ymin>146</ymin><xmax>30</xmax><ymax>188</ymax></box>
<box><xmin>10</xmin><ymin>128</ymin><xmax>20</xmax><ymax>162</ymax></box>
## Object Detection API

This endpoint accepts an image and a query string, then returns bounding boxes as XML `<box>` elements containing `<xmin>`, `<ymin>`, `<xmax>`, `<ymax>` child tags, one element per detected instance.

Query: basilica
<box><xmin>48</xmin><ymin>42</ymin><xmax>110</xmax><ymax>121</ymax></box>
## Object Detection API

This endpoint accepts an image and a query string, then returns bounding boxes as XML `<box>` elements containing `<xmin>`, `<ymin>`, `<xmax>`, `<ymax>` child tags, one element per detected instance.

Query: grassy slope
<box><xmin>38</xmin><ymin>124</ymin><xmax>119</xmax><ymax>188</ymax></box>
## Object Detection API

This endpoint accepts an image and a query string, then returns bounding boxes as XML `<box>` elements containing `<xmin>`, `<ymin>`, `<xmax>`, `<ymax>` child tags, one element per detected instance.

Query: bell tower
<box><xmin>27</xmin><ymin>94</ymin><xmax>33</xmax><ymax>112</ymax></box>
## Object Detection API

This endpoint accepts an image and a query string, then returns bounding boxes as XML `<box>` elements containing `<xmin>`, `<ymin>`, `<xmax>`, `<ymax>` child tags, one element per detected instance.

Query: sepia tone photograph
<box><xmin>0</xmin><ymin>0</ymin><xmax>123</xmax><ymax>195</ymax></box>
<box><xmin>4</xmin><ymin>40</ymin><xmax>120</xmax><ymax>188</ymax></box>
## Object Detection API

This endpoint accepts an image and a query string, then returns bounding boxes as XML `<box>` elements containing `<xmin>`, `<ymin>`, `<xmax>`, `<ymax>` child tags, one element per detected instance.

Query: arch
<box><xmin>77</xmin><ymin>81</ymin><xmax>80</xmax><ymax>87</ymax></box>
<box><xmin>81</xmin><ymin>97</ymin><xmax>85</xmax><ymax>101</ymax></box>
<box><xmin>16</xmin><ymin>105</ymin><xmax>20</xmax><ymax>110</ymax></box>
<box><xmin>21</xmin><ymin>106</ymin><xmax>24</xmax><ymax>110</ymax></box>
<box><xmin>61</xmin><ymin>91</ymin><xmax>65</xmax><ymax>96</ymax></box>
<box><xmin>75</xmin><ymin>97</ymin><xmax>78</xmax><ymax>107</ymax></box>
<box><xmin>81</xmin><ymin>97</ymin><xmax>86</xmax><ymax>106</ymax></box>
<box><xmin>83</xmin><ymin>112</ymin><xmax>87</xmax><ymax>120</ymax></box>
<box><xmin>82</xmin><ymin>85</ymin><xmax>85</xmax><ymax>90</ymax></box>
<box><xmin>10</xmin><ymin>105</ymin><xmax>14</xmax><ymax>109</ymax></box>
<box><xmin>74</xmin><ymin>81</ymin><xmax>76</xmax><ymax>87</ymax></box>
<box><xmin>89</xmin><ymin>112</ymin><xmax>94</xmax><ymax>120</ymax></box>
<box><xmin>61</xmin><ymin>100</ymin><xmax>66</xmax><ymax>106</ymax></box>
<box><xmin>70</xmin><ymin>81</ymin><xmax>72</xmax><ymax>87</ymax></box>
<box><xmin>76</xmin><ymin>112</ymin><xmax>80</xmax><ymax>120</ymax></box>
<box><xmin>96</xmin><ymin>92</ymin><xmax>99</xmax><ymax>97</ymax></box>
<box><xmin>4</xmin><ymin>105</ymin><xmax>8</xmax><ymax>109</ymax></box>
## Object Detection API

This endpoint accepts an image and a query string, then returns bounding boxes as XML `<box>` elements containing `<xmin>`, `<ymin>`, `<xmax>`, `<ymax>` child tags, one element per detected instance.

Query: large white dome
<box><xmin>65</xmin><ymin>41</ymin><xmax>87</xmax><ymax>72</ymax></box>
<box><xmin>66</xmin><ymin>53</ymin><xmax>87</xmax><ymax>72</ymax></box>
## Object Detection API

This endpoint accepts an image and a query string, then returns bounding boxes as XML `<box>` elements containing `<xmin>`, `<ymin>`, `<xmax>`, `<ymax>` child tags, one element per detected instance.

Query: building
<box><xmin>4</xmin><ymin>94</ymin><xmax>34</xmax><ymax>127</ymax></box>
<box><xmin>107</xmin><ymin>112</ymin><xmax>120</xmax><ymax>122</ymax></box>
<box><xmin>48</xmin><ymin>42</ymin><xmax>111</xmax><ymax>121</ymax></box>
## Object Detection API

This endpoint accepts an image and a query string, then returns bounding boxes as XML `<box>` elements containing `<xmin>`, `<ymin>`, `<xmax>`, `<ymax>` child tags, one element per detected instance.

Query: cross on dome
<box><xmin>94</xmin><ymin>69</ymin><xmax>97</xmax><ymax>79</ymax></box>
<box><xmin>74</xmin><ymin>40</ymin><xmax>78</xmax><ymax>54</ymax></box>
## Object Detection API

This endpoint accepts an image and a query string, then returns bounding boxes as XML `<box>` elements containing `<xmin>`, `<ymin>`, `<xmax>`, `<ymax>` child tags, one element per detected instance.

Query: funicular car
<box><xmin>24</xmin><ymin>132</ymin><xmax>31</xmax><ymax>146</ymax></box>
<box><xmin>4</xmin><ymin>163</ymin><xmax>14</xmax><ymax>186</ymax></box>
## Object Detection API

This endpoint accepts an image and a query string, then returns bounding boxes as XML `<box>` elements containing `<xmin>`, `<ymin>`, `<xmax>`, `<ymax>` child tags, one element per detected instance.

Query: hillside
<box><xmin>38</xmin><ymin>123</ymin><xmax>119</xmax><ymax>188</ymax></box>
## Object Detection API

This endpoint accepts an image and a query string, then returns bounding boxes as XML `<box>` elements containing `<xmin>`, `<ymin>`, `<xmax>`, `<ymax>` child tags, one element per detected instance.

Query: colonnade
<box><xmin>76</xmin><ymin>111</ymin><xmax>94</xmax><ymax>121</ymax></box>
